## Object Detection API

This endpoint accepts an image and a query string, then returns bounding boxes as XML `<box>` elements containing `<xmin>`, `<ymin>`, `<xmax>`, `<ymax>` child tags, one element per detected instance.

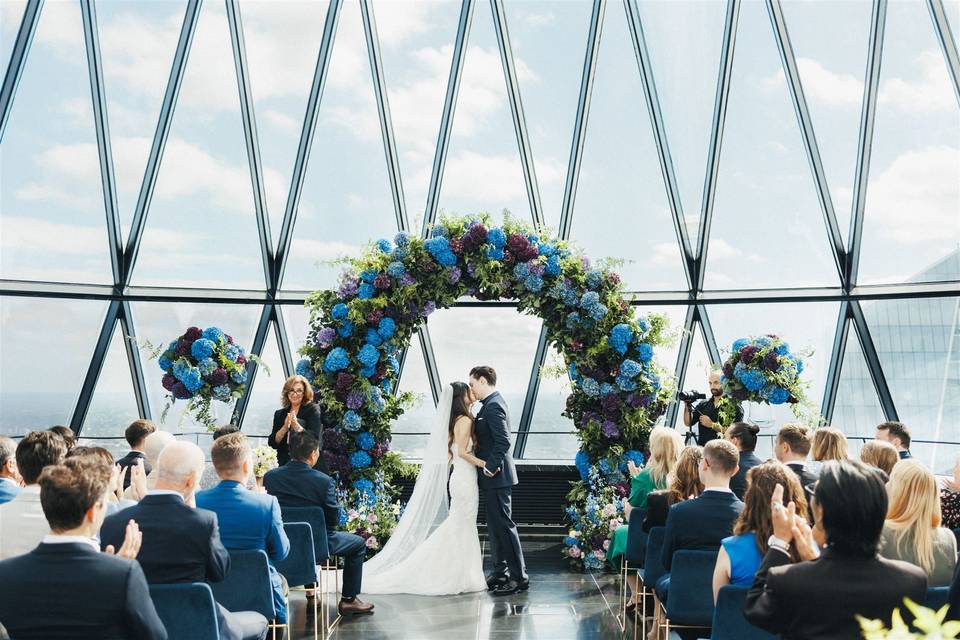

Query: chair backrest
<box><xmin>149</xmin><ymin>582</ymin><xmax>220</xmax><ymax>640</ymax></box>
<box><xmin>664</xmin><ymin>549</ymin><xmax>719</xmax><ymax>627</ymax></box>
<box><xmin>642</xmin><ymin>526</ymin><xmax>667</xmax><ymax>586</ymax></box>
<box><xmin>210</xmin><ymin>549</ymin><xmax>276</xmax><ymax>621</ymax></box>
<box><xmin>275</xmin><ymin>522</ymin><xmax>318</xmax><ymax>588</ymax></box>
<box><xmin>280</xmin><ymin>506</ymin><xmax>330</xmax><ymax>562</ymax></box>
<box><xmin>711</xmin><ymin>585</ymin><xmax>778</xmax><ymax>640</ymax></box>
<box><xmin>925</xmin><ymin>586</ymin><xmax>951</xmax><ymax>610</ymax></box>
<box><xmin>624</xmin><ymin>508</ymin><xmax>648</xmax><ymax>565</ymax></box>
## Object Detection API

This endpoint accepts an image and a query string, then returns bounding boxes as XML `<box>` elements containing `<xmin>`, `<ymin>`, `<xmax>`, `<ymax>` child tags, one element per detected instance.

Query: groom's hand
<box><xmin>483</xmin><ymin>466</ymin><xmax>500</xmax><ymax>477</ymax></box>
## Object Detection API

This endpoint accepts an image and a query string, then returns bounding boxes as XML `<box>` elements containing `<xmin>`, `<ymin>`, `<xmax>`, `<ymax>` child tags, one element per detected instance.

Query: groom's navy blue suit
<box><xmin>475</xmin><ymin>391</ymin><xmax>527</xmax><ymax>583</ymax></box>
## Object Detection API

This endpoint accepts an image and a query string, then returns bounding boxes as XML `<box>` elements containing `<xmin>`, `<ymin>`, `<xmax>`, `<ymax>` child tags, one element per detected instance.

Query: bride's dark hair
<box><xmin>448</xmin><ymin>381</ymin><xmax>476</xmax><ymax>461</ymax></box>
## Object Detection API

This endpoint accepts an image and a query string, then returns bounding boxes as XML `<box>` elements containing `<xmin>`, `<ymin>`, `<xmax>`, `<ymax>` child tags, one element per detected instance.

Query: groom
<box><xmin>468</xmin><ymin>366</ymin><xmax>529</xmax><ymax>596</ymax></box>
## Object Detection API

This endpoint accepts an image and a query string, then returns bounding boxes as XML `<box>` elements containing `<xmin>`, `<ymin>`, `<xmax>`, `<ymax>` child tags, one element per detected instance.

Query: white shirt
<box><xmin>41</xmin><ymin>534</ymin><xmax>99</xmax><ymax>552</ymax></box>
<box><xmin>0</xmin><ymin>485</ymin><xmax>48</xmax><ymax>560</ymax></box>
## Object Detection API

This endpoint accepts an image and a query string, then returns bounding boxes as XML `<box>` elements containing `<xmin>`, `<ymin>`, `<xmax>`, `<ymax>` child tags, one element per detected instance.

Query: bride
<box><xmin>361</xmin><ymin>382</ymin><xmax>488</xmax><ymax>595</ymax></box>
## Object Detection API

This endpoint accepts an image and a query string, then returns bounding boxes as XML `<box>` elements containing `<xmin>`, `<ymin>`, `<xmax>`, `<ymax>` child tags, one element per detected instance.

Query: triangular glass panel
<box><xmin>831</xmin><ymin>323</ymin><xmax>887</xmax><ymax>441</ymax></box>
<box><xmin>635</xmin><ymin>0</ymin><xmax>727</xmax><ymax>245</ymax></box>
<box><xmin>524</xmin><ymin>346</ymin><xmax>578</xmax><ymax>462</ymax></box>
<box><xmin>82</xmin><ymin>323</ymin><xmax>141</xmax><ymax>457</ymax></box>
<box><xmin>129</xmin><ymin>2</ymin><xmax>265</xmax><ymax>289</ymax></box>
<box><xmin>858</xmin><ymin>0</ymin><xmax>960</xmax><ymax>285</ymax></box>
<box><xmin>0</xmin><ymin>1</ymin><xmax>112</xmax><ymax>284</ymax></box>
<box><xmin>239</xmin><ymin>326</ymin><xmax>285</xmax><ymax>437</ymax></box>
<box><xmin>634</xmin><ymin>304</ymin><xmax>688</xmax><ymax>379</ymax></box>
<box><xmin>282</xmin><ymin>0</ymin><xmax>397</xmax><ymax>291</ymax></box>
<box><xmin>501</xmin><ymin>0</ymin><xmax>592</xmax><ymax>234</ymax></box>
<box><xmin>0</xmin><ymin>297</ymin><xmax>109</xmax><ymax>434</ymax></box>
<box><xmin>241</xmin><ymin>0</ymin><xmax>329</xmax><ymax>240</ymax></box>
<box><xmin>392</xmin><ymin>330</ymin><xmax>436</xmax><ymax>460</ymax></box>
<box><xmin>947</xmin><ymin>0</ymin><xmax>960</xmax><ymax>45</ymax></box>
<box><xmin>1</xmin><ymin>1</ymin><xmax>27</xmax><ymax>79</ymax></box>
<box><xmin>568</xmin><ymin>3</ymin><xmax>687</xmax><ymax>291</ymax></box>
<box><xmin>97</xmin><ymin>0</ymin><xmax>187</xmax><ymax>239</ymax></box>
<box><xmin>672</xmin><ymin>321</ymin><xmax>713</xmax><ymax>432</ymax></box>
<box><xmin>377</xmin><ymin>0</ymin><xmax>461</xmax><ymax>232</ymax></box>
<box><xmin>129</xmin><ymin>301</ymin><xmax>261</xmax><ymax>432</ymax></box>
<box><xmin>435</xmin><ymin>0</ymin><xmax>534</xmax><ymax>228</ymax></box>
<box><xmin>280</xmin><ymin>303</ymin><xmax>310</xmax><ymax>362</ymax></box>
<box><xmin>704</xmin><ymin>0</ymin><xmax>839</xmax><ymax>290</ymax></box>
<box><xmin>780</xmin><ymin>0</ymin><xmax>871</xmax><ymax>243</ymax></box>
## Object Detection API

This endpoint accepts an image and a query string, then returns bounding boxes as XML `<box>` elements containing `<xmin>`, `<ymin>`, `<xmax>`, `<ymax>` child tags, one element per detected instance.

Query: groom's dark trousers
<box><xmin>476</xmin><ymin>391</ymin><xmax>528</xmax><ymax>582</ymax></box>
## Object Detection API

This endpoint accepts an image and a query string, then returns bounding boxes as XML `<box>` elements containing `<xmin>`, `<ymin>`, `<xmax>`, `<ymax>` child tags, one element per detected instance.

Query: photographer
<box><xmin>682</xmin><ymin>371</ymin><xmax>742</xmax><ymax>446</ymax></box>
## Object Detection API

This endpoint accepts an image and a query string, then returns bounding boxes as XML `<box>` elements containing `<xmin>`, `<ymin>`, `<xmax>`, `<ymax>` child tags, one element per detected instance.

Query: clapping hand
<box><xmin>128</xmin><ymin>460</ymin><xmax>148</xmax><ymax>501</ymax></box>
<box><xmin>104</xmin><ymin>519</ymin><xmax>142</xmax><ymax>559</ymax></box>
<box><xmin>112</xmin><ymin>463</ymin><xmax>125</xmax><ymax>502</ymax></box>
<box><xmin>770</xmin><ymin>484</ymin><xmax>796</xmax><ymax>543</ymax></box>
<box><xmin>790</xmin><ymin>513</ymin><xmax>820</xmax><ymax>561</ymax></box>
<box><xmin>627</xmin><ymin>460</ymin><xmax>641</xmax><ymax>477</ymax></box>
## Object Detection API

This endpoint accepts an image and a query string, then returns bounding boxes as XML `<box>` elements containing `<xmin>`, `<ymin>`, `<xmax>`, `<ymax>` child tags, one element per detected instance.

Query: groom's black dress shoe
<box><xmin>486</xmin><ymin>575</ymin><xmax>509</xmax><ymax>591</ymax></box>
<box><xmin>517</xmin><ymin>579</ymin><xmax>530</xmax><ymax>591</ymax></box>
<box><xmin>491</xmin><ymin>580</ymin><xmax>521</xmax><ymax>596</ymax></box>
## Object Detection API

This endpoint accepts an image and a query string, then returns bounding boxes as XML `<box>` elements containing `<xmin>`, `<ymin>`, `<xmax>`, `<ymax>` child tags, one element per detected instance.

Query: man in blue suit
<box><xmin>658</xmin><ymin>439</ymin><xmax>744</xmax><ymax>600</ymax></box>
<box><xmin>264</xmin><ymin>431</ymin><xmax>374</xmax><ymax>616</ymax></box>
<box><xmin>101</xmin><ymin>441</ymin><xmax>268</xmax><ymax>640</ymax></box>
<box><xmin>197</xmin><ymin>434</ymin><xmax>291</xmax><ymax>623</ymax></box>
<box><xmin>0</xmin><ymin>436</ymin><xmax>21</xmax><ymax>504</ymax></box>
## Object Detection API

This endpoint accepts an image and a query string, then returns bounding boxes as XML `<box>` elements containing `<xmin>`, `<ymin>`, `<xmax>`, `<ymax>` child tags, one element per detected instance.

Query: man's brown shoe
<box><xmin>338</xmin><ymin>597</ymin><xmax>375</xmax><ymax>616</ymax></box>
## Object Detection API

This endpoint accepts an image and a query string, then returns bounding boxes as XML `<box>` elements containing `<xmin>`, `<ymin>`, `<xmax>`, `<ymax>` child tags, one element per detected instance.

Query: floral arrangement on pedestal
<box><xmin>295</xmin><ymin>213</ymin><xmax>672</xmax><ymax>565</ymax></box>
<box><xmin>151</xmin><ymin>326</ymin><xmax>261</xmax><ymax>430</ymax></box>
<box><xmin>252</xmin><ymin>446</ymin><xmax>278</xmax><ymax>479</ymax></box>
<box><xmin>715</xmin><ymin>335</ymin><xmax>813</xmax><ymax>430</ymax></box>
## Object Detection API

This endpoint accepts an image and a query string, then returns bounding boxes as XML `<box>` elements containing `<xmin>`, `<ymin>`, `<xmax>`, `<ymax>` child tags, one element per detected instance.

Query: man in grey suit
<box><xmin>469</xmin><ymin>366</ymin><xmax>529</xmax><ymax>596</ymax></box>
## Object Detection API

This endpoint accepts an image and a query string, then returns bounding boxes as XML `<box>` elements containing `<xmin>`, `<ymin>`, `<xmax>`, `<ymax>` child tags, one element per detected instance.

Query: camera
<box><xmin>678</xmin><ymin>390</ymin><xmax>706</xmax><ymax>404</ymax></box>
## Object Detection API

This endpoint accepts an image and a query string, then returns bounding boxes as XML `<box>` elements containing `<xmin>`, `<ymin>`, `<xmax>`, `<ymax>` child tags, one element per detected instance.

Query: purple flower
<box><xmin>366</xmin><ymin>310</ymin><xmax>384</xmax><ymax>325</ymax></box>
<box><xmin>449</xmin><ymin>266</ymin><xmax>461</xmax><ymax>284</ymax></box>
<box><xmin>323</xmin><ymin>428</ymin><xmax>346</xmax><ymax>452</ymax></box>
<box><xmin>722</xmin><ymin>362</ymin><xmax>734</xmax><ymax>378</ymax></box>
<box><xmin>175</xmin><ymin>340</ymin><xmax>192</xmax><ymax>357</ymax></box>
<box><xmin>422</xmin><ymin>301</ymin><xmax>437</xmax><ymax>317</ymax></box>
<box><xmin>346</xmin><ymin>390</ymin><xmax>364</xmax><ymax>410</ymax></box>
<box><xmin>601</xmin><ymin>394</ymin><xmax>623</xmax><ymax>419</ymax></box>
<box><xmin>335</xmin><ymin>372</ymin><xmax>355</xmax><ymax>395</ymax></box>
<box><xmin>161</xmin><ymin>373</ymin><xmax>177</xmax><ymax>392</ymax></box>
<box><xmin>762</xmin><ymin>352</ymin><xmax>780</xmax><ymax>371</ymax></box>
<box><xmin>580</xmin><ymin>256</ymin><xmax>591</xmax><ymax>271</ymax></box>
<box><xmin>528</xmin><ymin>261</ymin><xmax>545</xmax><ymax>277</ymax></box>
<box><xmin>602</xmin><ymin>420</ymin><xmax>620</xmax><ymax>438</ymax></box>
<box><xmin>733</xmin><ymin>387</ymin><xmax>750</xmax><ymax>401</ymax></box>
<box><xmin>739</xmin><ymin>345</ymin><xmax>759</xmax><ymax>364</ymax></box>
<box><xmin>172</xmin><ymin>382</ymin><xmax>192</xmax><ymax>399</ymax></box>
<box><xmin>318</xmin><ymin>327</ymin><xmax>337</xmax><ymax>347</ymax></box>
<box><xmin>374</xmin><ymin>273</ymin><xmax>391</xmax><ymax>290</ymax></box>
<box><xmin>467</xmin><ymin>262</ymin><xmax>478</xmax><ymax>277</ymax></box>
<box><xmin>337</xmin><ymin>276</ymin><xmax>359</xmax><ymax>299</ymax></box>
<box><xmin>400</xmin><ymin>272</ymin><xmax>416</xmax><ymax>287</ymax></box>
<box><xmin>207</xmin><ymin>368</ymin><xmax>228</xmax><ymax>386</ymax></box>
<box><xmin>184</xmin><ymin>327</ymin><xmax>203</xmax><ymax>341</ymax></box>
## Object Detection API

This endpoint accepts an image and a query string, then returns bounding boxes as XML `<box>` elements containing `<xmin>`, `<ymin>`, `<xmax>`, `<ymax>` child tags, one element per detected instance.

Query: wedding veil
<box><xmin>362</xmin><ymin>385</ymin><xmax>452</xmax><ymax>575</ymax></box>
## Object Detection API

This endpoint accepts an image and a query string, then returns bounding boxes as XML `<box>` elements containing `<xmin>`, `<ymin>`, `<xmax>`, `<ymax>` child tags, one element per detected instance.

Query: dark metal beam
<box><xmin>848</xmin><ymin>299</ymin><xmax>899</xmax><ymax>421</ymax></box>
<box><xmin>0</xmin><ymin>0</ymin><xmax>42</xmax><ymax>142</ymax></box>
<box><xmin>696</xmin><ymin>305</ymin><xmax>721</xmax><ymax>366</ymax></box>
<box><xmin>273</xmin><ymin>0</ymin><xmax>342</xmax><ymax>289</ymax></box>
<box><xmin>418</xmin><ymin>325</ymin><xmax>443</xmax><ymax>405</ymax></box>
<box><xmin>119</xmin><ymin>300</ymin><xmax>152</xmax><ymax>420</ymax></box>
<box><xmin>233</xmin><ymin>305</ymin><xmax>272</xmax><ymax>428</ymax></box>
<box><xmin>514</xmin><ymin>324</ymin><xmax>549</xmax><ymax>459</ymax></box>
<box><xmin>272</xmin><ymin>305</ymin><xmax>294</xmax><ymax>379</ymax></box>
<box><xmin>820</xmin><ymin>301</ymin><xmax>850</xmax><ymax>423</ymax></box>
<box><xmin>664</xmin><ymin>305</ymin><xmax>698</xmax><ymax>429</ymax></box>
<box><xmin>928</xmin><ymin>0</ymin><xmax>960</xmax><ymax>106</ymax></box>
<box><xmin>71</xmin><ymin>301</ymin><xmax>122</xmax><ymax>435</ymax></box>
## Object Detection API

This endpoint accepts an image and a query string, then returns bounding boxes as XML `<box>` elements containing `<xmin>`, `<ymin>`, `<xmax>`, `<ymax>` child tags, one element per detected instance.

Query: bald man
<box><xmin>101</xmin><ymin>441</ymin><xmax>268</xmax><ymax>640</ymax></box>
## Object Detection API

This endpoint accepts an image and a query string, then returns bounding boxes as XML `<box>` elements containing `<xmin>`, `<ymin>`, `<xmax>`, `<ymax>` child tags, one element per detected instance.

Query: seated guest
<box><xmin>726</xmin><ymin>422</ymin><xmax>763</xmax><ymax>500</ymax></box>
<box><xmin>658</xmin><ymin>439</ymin><xmax>744</xmax><ymax>600</ymax></box>
<box><xmin>264</xmin><ymin>432</ymin><xmax>374</xmax><ymax>616</ymax></box>
<box><xmin>879</xmin><ymin>459</ymin><xmax>957</xmax><ymax>586</ymax></box>
<box><xmin>812</xmin><ymin>427</ymin><xmax>849</xmax><ymax>463</ymax></box>
<box><xmin>48</xmin><ymin>425</ymin><xmax>76</xmax><ymax>451</ymax></box>
<box><xmin>860</xmin><ymin>439</ymin><xmax>899</xmax><ymax>479</ymax></box>
<box><xmin>117</xmin><ymin>419</ymin><xmax>156</xmax><ymax>490</ymax></box>
<box><xmin>201</xmin><ymin>425</ymin><xmax>242</xmax><ymax>490</ymax></box>
<box><xmin>0</xmin><ymin>457</ymin><xmax>167</xmax><ymax>639</ymax></box>
<box><xmin>0</xmin><ymin>431</ymin><xmax>68</xmax><ymax>559</ymax></box>
<box><xmin>66</xmin><ymin>446</ymin><xmax>135</xmax><ymax>516</ymax></box>
<box><xmin>124</xmin><ymin>430</ymin><xmax>176</xmax><ymax>500</ymax></box>
<box><xmin>744</xmin><ymin>460</ymin><xmax>927</xmax><ymax>639</ymax></box>
<box><xmin>197</xmin><ymin>433</ymin><xmax>291</xmax><ymax>623</ymax></box>
<box><xmin>643</xmin><ymin>445</ymin><xmax>704</xmax><ymax>532</ymax></box>
<box><xmin>102</xmin><ymin>441</ymin><xmax>268</xmax><ymax>640</ymax></box>
<box><xmin>0</xmin><ymin>436</ymin><xmax>21</xmax><ymax>504</ymax></box>
<box><xmin>713</xmin><ymin>461</ymin><xmax>808</xmax><ymax>601</ymax></box>
<box><xmin>774</xmin><ymin>423</ymin><xmax>818</xmax><ymax>493</ymax></box>
<box><xmin>875</xmin><ymin>420</ymin><xmax>912</xmax><ymax>460</ymax></box>
<box><xmin>939</xmin><ymin>453</ymin><xmax>960</xmax><ymax>530</ymax></box>
<box><xmin>608</xmin><ymin>427</ymin><xmax>684</xmax><ymax>565</ymax></box>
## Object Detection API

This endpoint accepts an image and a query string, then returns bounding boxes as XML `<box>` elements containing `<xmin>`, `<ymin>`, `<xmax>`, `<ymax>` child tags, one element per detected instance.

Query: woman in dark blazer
<box><xmin>269</xmin><ymin>375</ymin><xmax>326</xmax><ymax>472</ymax></box>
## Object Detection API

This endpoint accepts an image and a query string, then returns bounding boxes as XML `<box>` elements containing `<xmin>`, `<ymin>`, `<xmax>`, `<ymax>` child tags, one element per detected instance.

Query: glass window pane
<box><xmin>392</xmin><ymin>331</ymin><xmax>435</xmax><ymax>460</ymax></box>
<box><xmin>780</xmin><ymin>0</ymin><xmax>871</xmax><ymax>242</ymax></box>
<box><xmin>98</xmin><ymin>0</ymin><xmax>186</xmax><ymax>238</ymax></box>
<box><xmin>282</xmin><ymin>0</ymin><xmax>397</xmax><ymax>290</ymax></box>
<box><xmin>280</xmin><ymin>303</ymin><xmax>310</xmax><ymax>362</ymax></box>
<box><xmin>241</xmin><ymin>0</ymin><xmax>329</xmax><ymax>238</ymax></box>
<box><xmin>636</xmin><ymin>305</ymin><xmax>687</xmax><ymax>379</ymax></box>
<box><xmin>1</xmin><ymin>297</ymin><xmax>109</xmax><ymax>435</ymax></box>
<box><xmin>858</xmin><ymin>0</ymin><xmax>960</xmax><ymax>285</ymax></box>
<box><xmin>569</xmin><ymin>2</ymin><xmax>687</xmax><ymax>292</ymax></box>
<box><xmin>129</xmin><ymin>302</ymin><xmax>261</xmax><ymax>432</ymax></box>
<box><xmin>129</xmin><ymin>2</ymin><xmax>265</xmax><ymax>289</ymax></box>
<box><xmin>831</xmin><ymin>327</ymin><xmax>887</xmax><ymax>439</ymax></box>
<box><xmin>239</xmin><ymin>328</ymin><xmax>286</xmax><ymax>437</ymax></box>
<box><xmin>1</xmin><ymin>1</ymin><xmax>26</xmax><ymax>79</ymax></box>
<box><xmin>704</xmin><ymin>0</ymin><xmax>839</xmax><ymax>290</ymax></box>
<box><xmin>636</xmin><ymin>0</ymin><xmax>727</xmax><ymax>244</ymax></box>
<box><xmin>83</xmin><ymin>325</ymin><xmax>140</xmax><ymax>441</ymax></box>
<box><xmin>524</xmin><ymin>346</ymin><xmax>577</xmax><ymax>462</ymax></box>
<box><xmin>673</xmin><ymin>322</ymin><xmax>713</xmax><ymax>433</ymax></box>
<box><xmin>1</xmin><ymin>1</ymin><xmax>112</xmax><ymax>285</ymax></box>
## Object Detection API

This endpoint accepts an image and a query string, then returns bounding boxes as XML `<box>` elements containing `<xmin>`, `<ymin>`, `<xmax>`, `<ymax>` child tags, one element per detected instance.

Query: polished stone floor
<box><xmin>284</xmin><ymin>542</ymin><xmax>631</xmax><ymax>640</ymax></box>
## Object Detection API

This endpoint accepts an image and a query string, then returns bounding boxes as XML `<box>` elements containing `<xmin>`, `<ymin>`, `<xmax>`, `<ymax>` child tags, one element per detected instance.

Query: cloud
<box><xmin>518</xmin><ymin>11</ymin><xmax>556</xmax><ymax>29</ymax></box>
<box><xmin>709</xmin><ymin>238</ymin><xmax>743</xmax><ymax>260</ymax></box>
<box><xmin>0</xmin><ymin>216</ymin><xmax>108</xmax><ymax>256</ymax></box>
<box><xmin>762</xmin><ymin>58</ymin><xmax>863</xmax><ymax>109</ymax></box>
<box><xmin>150</xmin><ymin>137</ymin><xmax>255</xmax><ymax>215</ymax></box>
<box><xmin>262</xmin><ymin>109</ymin><xmax>301</xmax><ymax>135</ymax></box>
<box><xmin>288</xmin><ymin>238</ymin><xmax>364</xmax><ymax>263</ymax></box>
<box><xmin>416</xmin><ymin>149</ymin><xmax>564</xmax><ymax>202</ymax></box>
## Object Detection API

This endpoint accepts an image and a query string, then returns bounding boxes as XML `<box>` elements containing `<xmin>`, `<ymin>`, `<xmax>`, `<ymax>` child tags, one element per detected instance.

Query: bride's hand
<box><xmin>476</xmin><ymin>459</ymin><xmax>486</xmax><ymax>469</ymax></box>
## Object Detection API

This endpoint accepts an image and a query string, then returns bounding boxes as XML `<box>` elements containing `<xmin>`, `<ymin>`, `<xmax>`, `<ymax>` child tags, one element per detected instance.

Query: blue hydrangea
<box><xmin>487</xmin><ymin>227</ymin><xmax>506</xmax><ymax>248</ymax></box>
<box><xmin>566</xmin><ymin>312</ymin><xmax>581</xmax><ymax>329</ymax></box>
<box><xmin>584</xmin><ymin>555</ymin><xmax>602</xmax><ymax>570</ymax></box>
<box><xmin>775</xmin><ymin>342</ymin><xmax>790</xmax><ymax>356</ymax></box>
<box><xmin>581</xmin><ymin>378</ymin><xmax>600</xmax><ymax>397</ymax></box>
<box><xmin>755</xmin><ymin>337</ymin><xmax>772</xmax><ymax>348</ymax></box>
<box><xmin>624</xmin><ymin>450</ymin><xmax>645</xmax><ymax>467</ymax></box>
<box><xmin>562</xmin><ymin>288</ymin><xmax>579</xmax><ymax>306</ymax></box>
<box><xmin>357</xmin><ymin>344</ymin><xmax>380</xmax><ymax>368</ymax></box>
<box><xmin>202</xmin><ymin>327</ymin><xmax>224</xmax><ymax>343</ymax></box>
<box><xmin>378</xmin><ymin>317</ymin><xmax>396</xmax><ymax>340</ymax></box>
<box><xmin>598</xmin><ymin>458</ymin><xmax>614</xmax><ymax>475</ymax></box>
<box><xmin>485</xmin><ymin>247</ymin><xmax>505</xmax><ymax>260</ymax></box>
<box><xmin>600</xmin><ymin>383</ymin><xmax>616</xmax><ymax>397</ymax></box>
<box><xmin>357</xmin><ymin>431</ymin><xmax>376</xmax><ymax>451</ymax></box>
<box><xmin>360</xmin><ymin>269</ymin><xmax>378</xmax><ymax>283</ymax></box>
<box><xmin>369</xmin><ymin>388</ymin><xmax>386</xmax><ymax>414</ymax></box>
<box><xmin>762</xmin><ymin>385</ymin><xmax>790</xmax><ymax>404</ymax></box>
<box><xmin>574</xmin><ymin>451</ymin><xmax>591</xmax><ymax>480</ymax></box>
<box><xmin>158</xmin><ymin>355</ymin><xmax>173</xmax><ymax>371</ymax></box>
<box><xmin>564</xmin><ymin>536</ymin><xmax>579</xmax><ymax>547</ymax></box>
<box><xmin>636</xmin><ymin>343</ymin><xmax>654</xmax><ymax>363</ymax></box>
<box><xmin>538</xmin><ymin>242</ymin><xmax>557</xmax><ymax>257</ymax></box>
<box><xmin>387</xmin><ymin>261</ymin><xmax>406</xmax><ymax>278</ymax></box>
<box><xmin>580</xmin><ymin>291</ymin><xmax>600</xmax><ymax>309</ymax></box>
<box><xmin>544</xmin><ymin>255</ymin><xmax>561</xmax><ymax>277</ymax></box>
<box><xmin>548</xmin><ymin>280</ymin><xmax>566</xmax><ymax>299</ymax></box>
<box><xmin>332</xmin><ymin>303</ymin><xmax>349</xmax><ymax>320</ymax></box>
<box><xmin>385</xmin><ymin>355</ymin><xmax>400</xmax><ymax>373</ymax></box>
<box><xmin>512</xmin><ymin>262</ymin><xmax>530</xmax><ymax>281</ymax></box>
<box><xmin>430</xmin><ymin>225</ymin><xmax>448</xmax><ymax>238</ymax></box>
<box><xmin>198</xmin><ymin>357</ymin><xmax>218</xmax><ymax>376</ymax></box>
<box><xmin>620</xmin><ymin>359</ymin><xmax>642</xmax><ymax>378</ymax></box>
<box><xmin>616</xmin><ymin>375</ymin><xmax>638</xmax><ymax>392</ymax></box>
<box><xmin>353</xmin><ymin>477</ymin><xmax>374</xmax><ymax>495</ymax></box>
<box><xmin>230</xmin><ymin>369</ymin><xmax>247</xmax><ymax>384</ymax></box>
<box><xmin>568</xmin><ymin>363</ymin><xmax>581</xmax><ymax>383</ymax></box>
<box><xmin>394</xmin><ymin>232</ymin><xmax>410</xmax><ymax>247</ymax></box>
<box><xmin>212</xmin><ymin>384</ymin><xmax>232</xmax><ymax>401</ymax></box>
<box><xmin>586</xmin><ymin>270</ymin><xmax>603</xmax><ymax>290</ymax></box>
<box><xmin>323</xmin><ymin>347</ymin><xmax>350</xmax><ymax>373</ymax></box>
<box><xmin>636</xmin><ymin>317</ymin><xmax>650</xmax><ymax>335</ymax></box>
<box><xmin>586</xmin><ymin>303</ymin><xmax>608</xmax><ymax>322</ymax></box>
<box><xmin>377</xmin><ymin>239</ymin><xmax>392</xmax><ymax>253</ymax></box>
<box><xmin>224</xmin><ymin>344</ymin><xmax>242</xmax><ymax>362</ymax></box>
<box><xmin>425</xmin><ymin>237</ymin><xmax>457</xmax><ymax>266</ymax></box>
<box><xmin>361</xmin><ymin>365</ymin><xmax>376</xmax><ymax>378</ymax></box>
<box><xmin>609</xmin><ymin>324</ymin><xmax>633</xmax><ymax>355</ymax></box>
<box><xmin>358</xmin><ymin>283</ymin><xmax>375</xmax><ymax>299</ymax></box>
<box><xmin>381</xmin><ymin>379</ymin><xmax>393</xmax><ymax>394</ymax></box>
<box><xmin>342</xmin><ymin>410</ymin><xmax>361</xmax><ymax>431</ymax></box>
<box><xmin>365</xmin><ymin>328</ymin><xmax>383</xmax><ymax>347</ymax></box>
<box><xmin>793</xmin><ymin>357</ymin><xmax>804</xmax><ymax>374</ymax></box>
<box><xmin>732</xmin><ymin>338</ymin><xmax>750</xmax><ymax>352</ymax></box>
<box><xmin>524</xmin><ymin>274</ymin><xmax>544</xmax><ymax>292</ymax></box>
<box><xmin>337</xmin><ymin>320</ymin><xmax>354</xmax><ymax>338</ymax></box>
<box><xmin>394</xmin><ymin>245</ymin><xmax>410</xmax><ymax>261</ymax></box>
<box><xmin>295</xmin><ymin>358</ymin><xmax>311</xmax><ymax>377</ymax></box>
<box><xmin>739</xmin><ymin>368</ymin><xmax>767</xmax><ymax>392</ymax></box>
<box><xmin>350</xmin><ymin>450</ymin><xmax>372</xmax><ymax>469</ymax></box>
<box><xmin>173</xmin><ymin>360</ymin><xmax>190</xmax><ymax>382</ymax></box>
<box><xmin>182</xmin><ymin>367</ymin><xmax>204</xmax><ymax>392</ymax></box>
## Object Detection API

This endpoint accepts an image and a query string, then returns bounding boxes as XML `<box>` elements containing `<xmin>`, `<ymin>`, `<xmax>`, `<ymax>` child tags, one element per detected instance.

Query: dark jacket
<box><xmin>474</xmin><ymin>391</ymin><xmax>518</xmax><ymax>490</ymax></box>
<box><xmin>0</xmin><ymin>542</ymin><xmax>167</xmax><ymax>639</ymax></box>
<box><xmin>785</xmin><ymin>461</ymin><xmax>819</xmax><ymax>494</ymax></box>
<box><xmin>745</xmin><ymin>547</ymin><xmax>927</xmax><ymax>639</ymax></box>
<box><xmin>116</xmin><ymin>451</ymin><xmax>150</xmax><ymax>491</ymax></box>
<box><xmin>661</xmin><ymin>489</ymin><xmax>744</xmax><ymax>570</ymax></box>
<box><xmin>263</xmin><ymin>461</ymin><xmax>341</xmax><ymax>535</ymax></box>
<box><xmin>269</xmin><ymin>403</ymin><xmax>326</xmax><ymax>471</ymax></box>
<box><xmin>730</xmin><ymin>451</ymin><xmax>763</xmax><ymax>500</ymax></box>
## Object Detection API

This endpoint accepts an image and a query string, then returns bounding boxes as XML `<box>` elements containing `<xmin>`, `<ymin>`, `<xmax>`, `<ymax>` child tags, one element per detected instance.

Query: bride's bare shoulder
<box><xmin>454</xmin><ymin>415</ymin><xmax>474</xmax><ymax>430</ymax></box>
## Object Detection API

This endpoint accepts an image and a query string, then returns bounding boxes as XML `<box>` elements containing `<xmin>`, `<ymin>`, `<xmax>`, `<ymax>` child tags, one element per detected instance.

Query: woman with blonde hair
<box><xmin>268</xmin><ymin>374</ymin><xmax>324</xmax><ymax>470</ymax></box>
<box><xmin>812</xmin><ymin>427</ymin><xmax>849</xmax><ymax>462</ymax></box>
<box><xmin>860</xmin><ymin>440</ymin><xmax>899</xmax><ymax>477</ymax></box>
<box><xmin>880</xmin><ymin>459</ymin><xmax>957</xmax><ymax>586</ymax></box>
